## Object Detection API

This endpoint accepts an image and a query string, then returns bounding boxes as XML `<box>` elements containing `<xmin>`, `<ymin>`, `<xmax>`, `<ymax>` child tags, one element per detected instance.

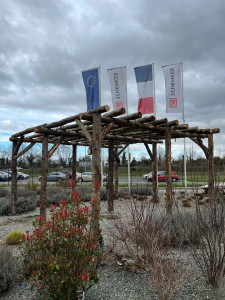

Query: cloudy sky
<box><xmin>0</xmin><ymin>0</ymin><xmax>225</xmax><ymax>159</ymax></box>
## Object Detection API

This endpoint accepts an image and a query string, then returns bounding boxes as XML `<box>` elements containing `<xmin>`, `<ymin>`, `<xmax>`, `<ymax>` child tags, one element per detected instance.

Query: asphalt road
<box><xmin>0</xmin><ymin>177</ymin><xmax>208</xmax><ymax>186</ymax></box>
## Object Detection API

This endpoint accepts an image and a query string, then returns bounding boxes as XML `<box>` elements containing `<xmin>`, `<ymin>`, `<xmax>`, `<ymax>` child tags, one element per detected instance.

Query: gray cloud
<box><xmin>0</xmin><ymin>0</ymin><xmax>225</xmax><ymax>156</ymax></box>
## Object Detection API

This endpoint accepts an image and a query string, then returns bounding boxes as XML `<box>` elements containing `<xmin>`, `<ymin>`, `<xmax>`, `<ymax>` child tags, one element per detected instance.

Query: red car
<box><xmin>148</xmin><ymin>171</ymin><xmax>179</xmax><ymax>182</ymax></box>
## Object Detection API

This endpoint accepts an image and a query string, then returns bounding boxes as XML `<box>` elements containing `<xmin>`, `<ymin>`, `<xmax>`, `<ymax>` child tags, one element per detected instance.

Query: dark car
<box><xmin>148</xmin><ymin>171</ymin><xmax>179</xmax><ymax>182</ymax></box>
<box><xmin>39</xmin><ymin>172</ymin><xmax>66</xmax><ymax>182</ymax></box>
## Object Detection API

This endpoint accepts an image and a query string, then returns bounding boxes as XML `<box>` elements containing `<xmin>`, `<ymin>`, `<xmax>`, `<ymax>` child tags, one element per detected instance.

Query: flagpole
<box><xmin>125</xmin><ymin>66</ymin><xmax>131</xmax><ymax>195</ymax></box>
<box><xmin>152</xmin><ymin>63</ymin><xmax>158</xmax><ymax>187</ymax></box>
<box><xmin>98</xmin><ymin>67</ymin><xmax>104</xmax><ymax>188</ymax></box>
<box><xmin>181</xmin><ymin>63</ymin><xmax>187</xmax><ymax>198</ymax></box>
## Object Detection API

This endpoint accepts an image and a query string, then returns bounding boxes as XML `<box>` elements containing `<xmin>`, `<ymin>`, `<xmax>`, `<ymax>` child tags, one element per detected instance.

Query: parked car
<box><xmin>0</xmin><ymin>171</ymin><xmax>11</xmax><ymax>181</ymax></box>
<box><xmin>143</xmin><ymin>172</ymin><xmax>152</xmax><ymax>180</ymax></box>
<box><xmin>77</xmin><ymin>172</ymin><xmax>107</xmax><ymax>183</ymax></box>
<box><xmin>17</xmin><ymin>171</ymin><xmax>29</xmax><ymax>180</ymax></box>
<box><xmin>39</xmin><ymin>172</ymin><xmax>67</xmax><ymax>182</ymax></box>
<box><xmin>148</xmin><ymin>171</ymin><xmax>179</xmax><ymax>182</ymax></box>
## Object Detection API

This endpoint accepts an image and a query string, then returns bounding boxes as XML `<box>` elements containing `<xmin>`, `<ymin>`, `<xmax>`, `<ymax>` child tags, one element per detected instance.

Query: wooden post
<box><xmin>152</xmin><ymin>143</ymin><xmax>159</xmax><ymax>203</ymax></box>
<box><xmin>91</xmin><ymin>113</ymin><xmax>101</xmax><ymax>234</ymax></box>
<box><xmin>208</xmin><ymin>133</ymin><xmax>214</xmax><ymax>203</ymax></box>
<box><xmin>40</xmin><ymin>134</ymin><xmax>48</xmax><ymax>219</ymax></box>
<box><xmin>165</xmin><ymin>127</ymin><xmax>173</xmax><ymax>214</ymax></box>
<box><xmin>114</xmin><ymin>149</ymin><xmax>119</xmax><ymax>199</ymax></box>
<box><xmin>108</xmin><ymin>139</ymin><xmax>114</xmax><ymax>211</ymax></box>
<box><xmin>72</xmin><ymin>144</ymin><xmax>77</xmax><ymax>180</ymax></box>
<box><xmin>11</xmin><ymin>141</ymin><xmax>18</xmax><ymax>215</ymax></box>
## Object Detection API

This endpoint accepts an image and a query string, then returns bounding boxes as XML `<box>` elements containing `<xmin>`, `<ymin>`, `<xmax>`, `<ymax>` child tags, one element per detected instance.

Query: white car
<box><xmin>143</xmin><ymin>172</ymin><xmax>152</xmax><ymax>180</ymax></box>
<box><xmin>77</xmin><ymin>172</ymin><xmax>107</xmax><ymax>182</ymax></box>
<box><xmin>0</xmin><ymin>171</ymin><xmax>11</xmax><ymax>181</ymax></box>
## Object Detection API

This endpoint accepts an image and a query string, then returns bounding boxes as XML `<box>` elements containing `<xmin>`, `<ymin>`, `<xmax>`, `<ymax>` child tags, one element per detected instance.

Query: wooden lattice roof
<box><xmin>10</xmin><ymin>105</ymin><xmax>220</xmax><ymax>149</ymax></box>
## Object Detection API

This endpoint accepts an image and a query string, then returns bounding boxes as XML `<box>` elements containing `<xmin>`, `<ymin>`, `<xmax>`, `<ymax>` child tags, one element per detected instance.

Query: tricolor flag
<box><xmin>134</xmin><ymin>64</ymin><xmax>154</xmax><ymax>115</ymax></box>
<box><xmin>107</xmin><ymin>66</ymin><xmax>128</xmax><ymax>113</ymax></box>
<box><xmin>162</xmin><ymin>63</ymin><xmax>183</xmax><ymax>113</ymax></box>
<box><xmin>82</xmin><ymin>67</ymin><xmax>100</xmax><ymax>111</ymax></box>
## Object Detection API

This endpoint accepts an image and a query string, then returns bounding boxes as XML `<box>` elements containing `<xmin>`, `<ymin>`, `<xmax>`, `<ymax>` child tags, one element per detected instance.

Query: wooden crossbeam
<box><xmin>14</xmin><ymin>142</ymin><xmax>36</xmax><ymax>160</ymax></box>
<box><xmin>75</xmin><ymin>119</ymin><xmax>92</xmax><ymax>144</ymax></box>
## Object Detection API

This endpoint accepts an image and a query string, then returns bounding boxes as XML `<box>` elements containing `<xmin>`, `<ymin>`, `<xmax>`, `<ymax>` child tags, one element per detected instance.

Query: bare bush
<box><xmin>177</xmin><ymin>190</ymin><xmax>225</xmax><ymax>288</ymax></box>
<box><xmin>105</xmin><ymin>199</ymin><xmax>189</xmax><ymax>300</ymax></box>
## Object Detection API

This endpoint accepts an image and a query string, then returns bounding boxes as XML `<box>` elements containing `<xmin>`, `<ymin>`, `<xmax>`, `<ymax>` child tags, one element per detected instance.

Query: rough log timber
<box><xmin>13</xmin><ymin>137</ymin><xmax>24</xmax><ymax>155</ymax></box>
<box><xmin>165</xmin><ymin>127</ymin><xmax>173</xmax><ymax>215</ymax></box>
<box><xmin>14</xmin><ymin>142</ymin><xmax>36</xmax><ymax>160</ymax></box>
<box><xmin>11</xmin><ymin>141</ymin><xmax>18</xmax><ymax>215</ymax></box>
<box><xmin>108</xmin><ymin>139</ymin><xmax>114</xmax><ymax>212</ymax></box>
<box><xmin>72</xmin><ymin>144</ymin><xmax>77</xmax><ymax>180</ymax></box>
<box><xmin>144</xmin><ymin>143</ymin><xmax>153</xmax><ymax>161</ymax></box>
<box><xmin>91</xmin><ymin>113</ymin><xmax>102</xmax><ymax>234</ymax></box>
<box><xmin>208</xmin><ymin>134</ymin><xmax>214</xmax><ymax>203</ymax></box>
<box><xmin>48</xmin><ymin>137</ymin><xmax>64</xmax><ymax>158</ymax></box>
<box><xmin>152</xmin><ymin>143</ymin><xmax>159</xmax><ymax>203</ymax></box>
<box><xmin>75</xmin><ymin>119</ymin><xmax>92</xmax><ymax>144</ymax></box>
<box><xmin>40</xmin><ymin>135</ymin><xmax>48</xmax><ymax>219</ymax></box>
<box><xmin>190</xmin><ymin>137</ymin><xmax>209</xmax><ymax>159</ymax></box>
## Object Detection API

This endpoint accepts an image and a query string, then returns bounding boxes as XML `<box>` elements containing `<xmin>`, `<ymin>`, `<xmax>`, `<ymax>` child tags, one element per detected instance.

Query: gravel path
<box><xmin>0</xmin><ymin>198</ymin><xmax>221</xmax><ymax>300</ymax></box>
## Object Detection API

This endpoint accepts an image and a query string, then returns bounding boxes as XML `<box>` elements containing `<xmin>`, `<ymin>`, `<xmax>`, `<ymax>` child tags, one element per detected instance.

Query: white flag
<box><xmin>107</xmin><ymin>66</ymin><xmax>128</xmax><ymax>113</ymax></box>
<box><xmin>162</xmin><ymin>63</ymin><xmax>183</xmax><ymax>113</ymax></box>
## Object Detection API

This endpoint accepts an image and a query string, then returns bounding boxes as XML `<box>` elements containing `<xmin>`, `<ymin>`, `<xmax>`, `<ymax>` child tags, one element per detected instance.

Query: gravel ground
<box><xmin>0</xmin><ymin>195</ymin><xmax>222</xmax><ymax>300</ymax></box>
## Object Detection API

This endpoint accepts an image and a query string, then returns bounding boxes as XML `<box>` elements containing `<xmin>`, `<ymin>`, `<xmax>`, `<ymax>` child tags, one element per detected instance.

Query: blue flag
<box><xmin>82</xmin><ymin>67</ymin><xmax>100</xmax><ymax>111</ymax></box>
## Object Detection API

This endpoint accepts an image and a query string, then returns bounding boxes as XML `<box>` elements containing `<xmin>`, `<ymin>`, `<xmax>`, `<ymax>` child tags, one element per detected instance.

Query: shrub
<box><xmin>0</xmin><ymin>197</ymin><xmax>37</xmax><ymax>216</ymax></box>
<box><xmin>21</xmin><ymin>181</ymin><xmax>103</xmax><ymax>299</ymax></box>
<box><xmin>182</xmin><ymin>200</ymin><xmax>192</xmax><ymax>207</ymax></box>
<box><xmin>76</xmin><ymin>186</ymin><xmax>92</xmax><ymax>202</ymax></box>
<box><xmin>0</xmin><ymin>188</ymin><xmax>10</xmax><ymax>198</ymax></box>
<box><xmin>0</xmin><ymin>246</ymin><xmax>18</xmax><ymax>292</ymax></box>
<box><xmin>165</xmin><ymin>211</ymin><xmax>201</xmax><ymax>247</ymax></box>
<box><xmin>178</xmin><ymin>195</ymin><xmax>225</xmax><ymax>287</ymax></box>
<box><xmin>6</xmin><ymin>230</ymin><xmax>24</xmax><ymax>245</ymax></box>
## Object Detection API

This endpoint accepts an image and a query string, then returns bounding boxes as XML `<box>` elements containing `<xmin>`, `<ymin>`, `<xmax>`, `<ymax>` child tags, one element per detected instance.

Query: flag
<box><xmin>82</xmin><ymin>67</ymin><xmax>100</xmax><ymax>111</ymax></box>
<box><xmin>107</xmin><ymin>66</ymin><xmax>128</xmax><ymax>113</ymax></box>
<box><xmin>134</xmin><ymin>64</ymin><xmax>154</xmax><ymax>114</ymax></box>
<box><xmin>162</xmin><ymin>63</ymin><xmax>183</xmax><ymax>113</ymax></box>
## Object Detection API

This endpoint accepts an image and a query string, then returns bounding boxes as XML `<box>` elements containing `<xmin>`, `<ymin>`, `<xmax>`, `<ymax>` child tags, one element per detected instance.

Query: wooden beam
<box><xmin>72</xmin><ymin>144</ymin><xmax>77</xmax><ymax>180</ymax></box>
<box><xmin>40</xmin><ymin>135</ymin><xmax>48</xmax><ymax>219</ymax></box>
<box><xmin>79</xmin><ymin>105</ymin><xmax>110</xmax><ymax>121</ymax></box>
<box><xmin>103</xmin><ymin>107</ymin><xmax>126</xmax><ymax>117</ymax></box>
<box><xmin>35</xmin><ymin>126</ymin><xmax>81</xmax><ymax>138</ymax></box>
<box><xmin>108</xmin><ymin>139</ymin><xmax>114</xmax><ymax>211</ymax></box>
<box><xmin>144</xmin><ymin>143</ymin><xmax>153</xmax><ymax>161</ymax></box>
<box><xmin>190</xmin><ymin>137</ymin><xmax>209</xmax><ymax>159</ymax></box>
<box><xmin>208</xmin><ymin>134</ymin><xmax>214</xmax><ymax>203</ymax></box>
<box><xmin>48</xmin><ymin>137</ymin><xmax>64</xmax><ymax>158</ymax></box>
<box><xmin>135</xmin><ymin>115</ymin><xmax>156</xmax><ymax>123</ymax></box>
<box><xmin>152</xmin><ymin>143</ymin><xmax>159</xmax><ymax>203</ymax></box>
<box><xmin>14</xmin><ymin>142</ymin><xmax>36</xmax><ymax>160</ymax></box>
<box><xmin>118</xmin><ymin>144</ymin><xmax>129</xmax><ymax>156</ymax></box>
<box><xmin>101</xmin><ymin>123</ymin><xmax>114</xmax><ymax>138</ymax></box>
<box><xmin>114</xmin><ymin>149</ymin><xmax>119</xmax><ymax>199</ymax></box>
<box><xmin>165</xmin><ymin>127</ymin><xmax>173</xmax><ymax>214</ymax></box>
<box><xmin>11</xmin><ymin>141</ymin><xmax>18</xmax><ymax>215</ymax></box>
<box><xmin>75</xmin><ymin>119</ymin><xmax>92</xmax><ymax>144</ymax></box>
<box><xmin>91</xmin><ymin>113</ymin><xmax>102</xmax><ymax>234</ymax></box>
<box><xmin>13</xmin><ymin>136</ymin><xmax>24</xmax><ymax>155</ymax></box>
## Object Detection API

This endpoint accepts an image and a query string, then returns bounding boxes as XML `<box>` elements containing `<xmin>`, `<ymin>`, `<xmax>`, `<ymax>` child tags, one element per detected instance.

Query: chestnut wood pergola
<box><xmin>10</xmin><ymin>105</ymin><xmax>220</xmax><ymax>224</ymax></box>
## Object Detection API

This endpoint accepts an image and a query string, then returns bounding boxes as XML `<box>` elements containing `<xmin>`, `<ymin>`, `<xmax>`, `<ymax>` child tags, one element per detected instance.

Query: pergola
<box><xmin>10</xmin><ymin>105</ymin><xmax>220</xmax><ymax>223</ymax></box>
